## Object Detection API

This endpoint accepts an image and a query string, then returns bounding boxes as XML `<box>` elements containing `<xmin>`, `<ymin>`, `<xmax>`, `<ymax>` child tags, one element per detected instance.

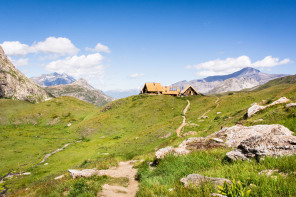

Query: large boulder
<box><xmin>208</xmin><ymin>124</ymin><xmax>293</xmax><ymax>148</ymax></box>
<box><xmin>227</xmin><ymin>132</ymin><xmax>296</xmax><ymax>160</ymax></box>
<box><xmin>181</xmin><ymin>174</ymin><xmax>231</xmax><ymax>188</ymax></box>
<box><xmin>247</xmin><ymin>97</ymin><xmax>290</xmax><ymax>117</ymax></box>
<box><xmin>247</xmin><ymin>103</ymin><xmax>266</xmax><ymax>117</ymax></box>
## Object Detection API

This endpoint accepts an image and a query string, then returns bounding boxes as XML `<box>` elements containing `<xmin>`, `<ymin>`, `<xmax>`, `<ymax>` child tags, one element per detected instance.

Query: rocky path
<box><xmin>98</xmin><ymin>161</ymin><xmax>138</xmax><ymax>197</ymax></box>
<box><xmin>176</xmin><ymin>100</ymin><xmax>190</xmax><ymax>137</ymax></box>
<box><xmin>199</xmin><ymin>96</ymin><xmax>220</xmax><ymax>119</ymax></box>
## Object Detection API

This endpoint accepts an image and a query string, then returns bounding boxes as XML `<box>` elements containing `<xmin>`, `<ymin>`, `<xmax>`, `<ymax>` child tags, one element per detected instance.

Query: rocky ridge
<box><xmin>172</xmin><ymin>67</ymin><xmax>286</xmax><ymax>94</ymax></box>
<box><xmin>0</xmin><ymin>46</ymin><xmax>50</xmax><ymax>103</ymax></box>
<box><xmin>45</xmin><ymin>78</ymin><xmax>113</xmax><ymax>107</ymax></box>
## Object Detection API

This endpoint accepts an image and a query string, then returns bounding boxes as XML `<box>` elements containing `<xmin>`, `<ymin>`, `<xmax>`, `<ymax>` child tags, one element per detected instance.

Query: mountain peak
<box><xmin>31</xmin><ymin>73</ymin><xmax>76</xmax><ymax>87</ymax></box>
<box><xmin>73</xmin><ymin>78</ymin><xmax>95</xmax><ymax>90</ymax></box>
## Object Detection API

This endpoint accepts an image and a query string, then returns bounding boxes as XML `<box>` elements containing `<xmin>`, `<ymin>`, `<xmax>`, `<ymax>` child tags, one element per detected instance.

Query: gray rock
<box><xmin>68</xmin><ymin>169</ymin><xmax>100</xmax><ymax>178</ymax></box>
<box><xmin>286</xmin><ymin>103</ymin><xmax>296</xmax><ymax>108</ymax></box>
<box><xmin>181</xmin><ymin>174</ymin><xmax>231</xmax><ymax>188</ymax></box>
<box><xmin>155</xmin><ymin>146</ymin><xmax>174</xmax><ymax>159</ymax></box>
<box><xmin>226</xmin><ymin>126</ymin><xmax>296</xmax><ymax>160</ymax></box>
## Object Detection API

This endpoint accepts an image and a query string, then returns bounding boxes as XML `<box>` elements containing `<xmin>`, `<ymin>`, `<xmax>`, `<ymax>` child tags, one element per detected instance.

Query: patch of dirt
<box><xmin>97</xmin><ymin>161</ymin><xmax>138</xmax><ymax>197</ymax></box>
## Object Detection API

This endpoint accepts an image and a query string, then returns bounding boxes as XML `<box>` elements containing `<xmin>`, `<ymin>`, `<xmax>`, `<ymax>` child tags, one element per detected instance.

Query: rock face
<box><xmin>172</xmin><ymin>67</ymin><xmax>286</xmax><ymax>95</ymax></box>
<box><xmin>181</xmin><ymin>174</ymin><xmax>231</xmax><ymax>188</ymax></box>
<box><xmin>247</xmin><ymin>97</ymin><xmax>290</xmax><ymax>117</ymax></box>
<box><xmin>31</xmin><ymin>72</ymin><xmax>76</xmax><ymax>87</ymax></box>
<box><xmin>0</xmin><ymin>46</ymin><xmax>50</xmax><ymax>103</ymax></box>
<box><xmin>226</xmin><ymin>130</ymin><xmax>296</xmax><ymax>160</ymax></box>
<box><xmin>45</xmin><ymin>78</ymin><xmax>113</xmax><ymax>107</ymax></box>
<box><xmin>155</xmin><ymin>137</ymin><xmax>225</xmax><ymax>159</ymax></box>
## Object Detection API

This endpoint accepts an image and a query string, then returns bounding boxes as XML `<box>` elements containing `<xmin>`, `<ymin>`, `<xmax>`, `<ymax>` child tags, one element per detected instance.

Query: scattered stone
<box><xmin>68</xmin><ymin>169</ymin><xmax>100</xmax><ymax>178</ymax></box>
<box><xmin>247</xmin><ymin>103</ymin><xmax>266</xmax><ymax>117</ymax></box>
<box><xmin>155</xmin><ymin>147</ymin><xmax>174</xmax><ymax>159</ymax></box>
<box><xmin>202</xmin><ymin>116</ymin><xmax>209</xmax><ymax>119</ymax></box>
<box><xmin>44</xmin><ymin>163</ymin><xmax>48</xmax><ymax>166</ymax></box>
<box><xmin>181</xmin><ymin>174</ymin><xmax>231</xmax><ymax>188</ymax></box>
<box><xmin>67</xmin><ymin>123</ymin><xmax>72</xmax><ymax>127</ymax></box>
<box><xmin>211</xmin><ymin>138</ymin><xmax>224</xmax><ymax>143</ymax></box>
<box><xmin>169</xmin><ymin>188</ymin><xmax>174</xmax><ymax>192</ymax></box>
<box><xmin>216</xmin><ymin>112</ymin><xmax>222</xmax><ymax>115</ymax></box>
<box><xmin>212</xmin><ymin>193</ymin><xmax>227</xmax><ymax>197</ymax></box>
<box><xmin>187</xmin><ymin>123</ymin><xmax>200</xmax><ymax>127</ymax></box>
<box><xmin>135</xmin><ymin>137</ymin><xmax>139</xmax><ymax>139</ymax></box>
<box><xmin>22</xmin><ymin>172</ymin><xmax>31</xmax><ymax>175</ymax></box>
<box><xmin>286</xmin><ymin>103</ymin><xmax>296</xmax><ymax>108</ymax></box>
<box><xmin>248</xmin><ymin>97</ymin><xmax>290</xmax><ymax>117</ymax></box>
<box><xmin>269</xmin><ymin>97</ymin><xmax>290</xmax><ymax>106</ymax></box>
<box><xmin>102</xmin><ymin>153</ymin><xmax>110</xmax><ymax>155</ymax></box>
<box><xmin>160</xmin><ymin>132</ymin><xmax>172</xmax><ymax>138</ymax></box>
<box><xmin>182</xmin><ymin>131</ymin><xmax>197</xmax><ymax>137</ymax></box>
<box><xmin>54</xmin><ymin>175</ymin><xmax>65</xmax><ymax>180</ymax></box>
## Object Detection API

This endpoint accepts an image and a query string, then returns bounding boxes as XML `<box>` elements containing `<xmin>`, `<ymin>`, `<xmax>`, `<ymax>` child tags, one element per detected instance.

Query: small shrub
<box><xmin>218</xmin><ymin>179</ymin><xmax>251</xmax><ymax>197</ymax></box>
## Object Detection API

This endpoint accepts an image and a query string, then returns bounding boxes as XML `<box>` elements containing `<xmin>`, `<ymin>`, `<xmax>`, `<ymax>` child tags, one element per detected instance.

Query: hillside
<box><xmin>172</xmin><ymin>67</ymin><xmax>286</xmax><ymax>94</ymax></box>
<box><xmin>0</xmin><ymin>46</ymin><xmax>50</xmax><ymax>103</ymax></box>
<box><xmin>45</xmin><ymin>78</ymin><xmax>113</xmax><ymax>107</ymax></box>
<box><xmin>1</xmin><ymin>80</ymin><xmax>296</xmax><ymax>196</ymax></box>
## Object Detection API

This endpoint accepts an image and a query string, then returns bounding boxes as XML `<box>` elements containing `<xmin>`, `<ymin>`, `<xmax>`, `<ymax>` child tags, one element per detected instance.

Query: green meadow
<box><xmin>1</xmin><ymin>76</ymin><xmax>296</xmax><ymax>196</ymax></box>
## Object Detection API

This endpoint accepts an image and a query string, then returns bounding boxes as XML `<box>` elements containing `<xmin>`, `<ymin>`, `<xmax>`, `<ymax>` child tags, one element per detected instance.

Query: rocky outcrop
<box><xmin>286</xmin><ymin>103</ymin><xmax>296</xmax><ymax>108</ymax></box>
<box><xmin>181</xmin><ymin>174</ymin><xmax>231</xmax><ymax>188</ymax></box>
<box><xmin>226</xmin><ymin>130</ymin><xmax>296</xmax><ymax>160</ymax></box>
<box><xmin>45</xmin><ymin>78</ymin><xmax>113</xmax><ymax>107</ymax></box>
<box><xmin>247</xmin><ymin>97</ymin><xmax>290</xmax><ymax>117</ymax></box>
<box><xmin>155</xmin><ymin>137</ymin><xmax>225</xmax><ymax>159</ymax></box>
<box><xmin>0</xmin><ymin>46</ymin><xmax>51</xmax><ymax>103</ymax></box>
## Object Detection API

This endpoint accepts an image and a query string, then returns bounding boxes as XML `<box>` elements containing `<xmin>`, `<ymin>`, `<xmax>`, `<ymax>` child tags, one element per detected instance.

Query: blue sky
<box><xmin>0</xmin><ymin>0</ymin><xmax>295</xmax><ymax>91</ymax></box>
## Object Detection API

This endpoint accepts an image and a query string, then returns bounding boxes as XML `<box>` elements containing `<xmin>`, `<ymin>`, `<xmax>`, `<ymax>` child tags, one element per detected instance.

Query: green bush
<box><xmin>218</xmin><ymin>179</ymin><xmax>251</xmax><ymax>197</ymax></box>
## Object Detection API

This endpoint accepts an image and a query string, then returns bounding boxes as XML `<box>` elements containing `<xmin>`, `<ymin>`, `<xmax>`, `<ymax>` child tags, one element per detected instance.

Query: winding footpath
<box><xmin>176</xmin><ymin>100</ymin><xmax>191</xmax><ymax>137</ymax></box>
<box><xmin>98</xmin><ymin>161</ymin><xmax>138</xmax><ymax>197</ymax></box>
<box><xmin>199</xmin><ymin>96</ymin><xmax>220</xmax><ymax>119</ymax></box>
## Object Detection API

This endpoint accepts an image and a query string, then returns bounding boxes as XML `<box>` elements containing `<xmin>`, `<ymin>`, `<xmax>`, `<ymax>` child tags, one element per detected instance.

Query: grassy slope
<box><xmin>1</xmin><ymin>81</ymin><xmax>296</xmax><ymax>196</ymax></box>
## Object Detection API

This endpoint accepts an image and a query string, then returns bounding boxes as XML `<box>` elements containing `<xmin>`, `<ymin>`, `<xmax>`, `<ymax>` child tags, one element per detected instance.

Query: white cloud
<box><xmin>252</xmin><ymin>56</ymin><xmax>290</xmax><ymax>68</ymax></box>
<box><xmin>46</xmin><ymin>53</ymin><xmax>105</xmax><ymax>79</ymax></box>
<box><xmin>1</xmin><ymin>41</ymin><xmax>33</xmax><ymax>56</ymax></box>
<box><xmin>187</xmin><ymin>55</ymin><xmax>291</xmax><ymax>76</ymax></box>
<box><xmin>1</xmin><ymin>37</ymin><xmax>79</xmax><ymax>57</ymax></box>
<box><xmin>33</xmin><ymin>37</ymin><xmax>79</xmax><ymax>55</ymax></box>
<box><xmin>10</xmin><ymin>57</ymin><xmax>29</xmax><ymax>67</ymax></box>
<box><xmin>130</xmin><ymin>73</ymin><xmax>144</xmax><ymax>78</ymax></box>
<box><xmin>86</xmin><ymin>43</ymin><xmax>111</xmax><ymax>53</ymax></box>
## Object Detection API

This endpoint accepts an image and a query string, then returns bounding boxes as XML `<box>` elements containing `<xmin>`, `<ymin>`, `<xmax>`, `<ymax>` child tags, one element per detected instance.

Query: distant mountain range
<box><xmin>104</xmin><ymin>89</ymin><xmax>140</xmax><ymax>99</ymax></box>
<box><xmin>31</xmin><ymin>72</ymin><xmax>76</xmax><ymax>87</ymax></box>
<box><xmin>172</xmin><ymin>67</ymin><xmax>287</xmax><ymax>94</ymax></box>
<box><xmin>45</xmin><ymin>78</ymin><xmax>113</xmax><ymax>107</ymax></box>
<box><xmin>31</xmin><ymin>72</ymin><xmax>113</xmax><ymax>106</ymax></box>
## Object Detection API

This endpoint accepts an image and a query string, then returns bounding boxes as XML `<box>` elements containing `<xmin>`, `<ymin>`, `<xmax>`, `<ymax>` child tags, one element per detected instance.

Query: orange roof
<box><xmin>181</xmin><ymin>85</ymin><xmax>199</xmax><ymax>94</ymax></box>
<box><xmin>144</xmin><ymin>82</ymin><xmax>163</xmax><ymax>92</ymax></box>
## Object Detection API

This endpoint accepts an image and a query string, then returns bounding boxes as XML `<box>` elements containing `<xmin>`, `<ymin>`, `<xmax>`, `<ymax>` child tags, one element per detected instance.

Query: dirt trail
<box><xmin>98</xmin><ymin>161</ymin><xmax>138</xmax><ymax>197</ymax></box>
<box><xmin>176</xmin><ymin>100</ymin><xmax>190</xmax><ymax>137</ymax></box>
<box><xmin>199</xmin><ymin>96</ymin><xmax>220</xmax><ymax>119</ymax></box>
